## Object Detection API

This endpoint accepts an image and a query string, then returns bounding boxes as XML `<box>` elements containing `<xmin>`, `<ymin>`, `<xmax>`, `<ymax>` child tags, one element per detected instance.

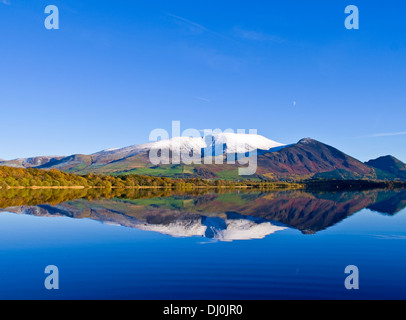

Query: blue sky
<box><xmin>0</xmin><ymin>0</ymin><xmax>405</xmax><ymax>162</ymax></box>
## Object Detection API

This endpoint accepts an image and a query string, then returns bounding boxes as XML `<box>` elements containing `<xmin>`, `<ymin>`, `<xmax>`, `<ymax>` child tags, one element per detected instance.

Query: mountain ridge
<box><xmin>1</xmin><ymin>134</ymin><xmax>405</xmax><ymax>181</ymax></box>
<box><xmin>366</xmin><ymin>155</ymin><xmax>406</xmax><ymax>180</ymax></box>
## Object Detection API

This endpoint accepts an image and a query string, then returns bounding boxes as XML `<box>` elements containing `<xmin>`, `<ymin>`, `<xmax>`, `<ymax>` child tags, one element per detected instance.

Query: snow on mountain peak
<box><xmin>90</xmin><ymin>132</ymin><xmax>286</xmax><ymax>165</ymax></box>
<box><xmin>141</xmin><ymin>133</ymin><xmax>285</xmax><ymax>154</ymax></box>
<box><xmin>209</xmin><ymin>132</ymin><xmax>285</xmax><ymax>153</ymax></box>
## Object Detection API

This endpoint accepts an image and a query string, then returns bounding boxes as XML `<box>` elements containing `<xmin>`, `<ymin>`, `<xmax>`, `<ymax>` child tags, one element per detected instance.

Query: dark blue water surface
<box><xmin>0</xmin><ymin>189</ymin><xmax>405</xmax><ymax>300</ymax></box>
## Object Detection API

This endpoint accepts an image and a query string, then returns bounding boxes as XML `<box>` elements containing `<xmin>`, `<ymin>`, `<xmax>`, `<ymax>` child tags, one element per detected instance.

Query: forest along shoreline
<box><xmin>0</xmin><ymin>166</ymin><xmax>406</xmax><ymax>191</ymax></box>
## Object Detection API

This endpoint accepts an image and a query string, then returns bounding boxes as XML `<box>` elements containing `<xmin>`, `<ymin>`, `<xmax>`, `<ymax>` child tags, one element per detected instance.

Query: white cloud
<box><xmin>168</xmin><ymin>13</ymin><xmax>208</xmax><ymax>34</ymax></box>
<box><xmin>196</xmin><ymin>96</ymin><xmax>211</xmax><ymax>103</ymax></box>
<box><xmin>361</xmin><ymin>132</ymin><xmax>406</xmax><ymax>138</ymax></box>
<box><xmin>233</xmin><ymin>27</ymin><xmax>281</xmax><ymax>42</ymax></box>
<box><xmin>167</xmin><ymin>13</ymin><xmax>233</xmax><ymax>41</ymax></box>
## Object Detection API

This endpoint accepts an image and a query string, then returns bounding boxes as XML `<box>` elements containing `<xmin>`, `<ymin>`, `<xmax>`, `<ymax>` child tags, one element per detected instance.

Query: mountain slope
<box><xmin>365</xmin><ymin>156</ymin><xmax>406</xmax><ymax>180</ymax></box>
<box><xmin>91</xmin><ymin>133</ymin><xmax>284</xmax><ymax>163</ymax></box>
<box><xmin>255</xmin><ymin>138</ymin><xmax>377</xmax><ymax>180</ymax></box>
<box><xmin>0</xmin><ymin>156</ymin><xmax>65</xmax><ymax>168</ymax></box>
<box><xmin>39</xmin><ymin>133</ymin><xmax>286</xmax><ymax>174</ymax></box>
<box><xmin>86</xmin><ymin>138</ymin><xmax>378</xmax><ymax>180</ymax></box>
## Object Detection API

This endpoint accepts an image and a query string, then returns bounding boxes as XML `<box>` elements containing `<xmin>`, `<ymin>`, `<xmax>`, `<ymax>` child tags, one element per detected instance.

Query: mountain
<box><xmin>44</xmin><ymin>137</ymin><xmax>378</xmax><ymax>180</ymax></box>
<box><xmin>0</xmin><ymin>134</ymin><xmax>404</xmax><ymax>181</ymax></box>
<box><xmin>38</xmin><ymin>133</ymin><xmax>287</xmax><ymax>175</ymax></box>
<box><xmin>366</xmin><ymin>156</ymin><xmax>406</xmax><ymax>180</ymax></box>
<box><xmin>255</xmin><ymin>138</ymin><xmax>376</xmax><ymax>180</ymax></box>
<box><xmin>0</xmin><ymin>156</ymin><xmax>65</xmax><ymax>168</ymax></box>
<box><xmin>91</xmin><ymin>133</ymin><xmax>285</xmax><ymax>163</ymax></box>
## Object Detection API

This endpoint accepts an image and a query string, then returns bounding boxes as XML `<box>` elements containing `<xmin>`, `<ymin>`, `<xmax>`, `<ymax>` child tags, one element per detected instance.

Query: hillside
<box><xmin>366</xmin><ymin>156</ymin><xmax>406</xmax><ymax>180</ymax></box>
<box><xmin>255</xmin><ymin>138</ymin><xmax>377</xmax><ymax>180</ymax></box>
<box><xmin>0</xmin><ymin>156</ymin><xmax>65</xmax><ymax>168</ymax></box>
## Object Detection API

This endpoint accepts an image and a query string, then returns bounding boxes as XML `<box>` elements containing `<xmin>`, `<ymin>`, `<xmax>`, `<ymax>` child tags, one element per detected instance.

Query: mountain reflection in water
<box><xmin>1</xmin><ymin>188</ymin><xmax>405</xmax><ymax>241</ymax></box>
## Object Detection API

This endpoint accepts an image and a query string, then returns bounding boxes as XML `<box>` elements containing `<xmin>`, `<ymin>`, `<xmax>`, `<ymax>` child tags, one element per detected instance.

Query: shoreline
<box><xmin>0</xmin><ymin>185</ymin><xmax>303</xmax><ymax>190</ymax></box>
<box><xmin>1</xmin><ymin>181</ymin><xmax>406</xmax><ymax>191</ymax></box>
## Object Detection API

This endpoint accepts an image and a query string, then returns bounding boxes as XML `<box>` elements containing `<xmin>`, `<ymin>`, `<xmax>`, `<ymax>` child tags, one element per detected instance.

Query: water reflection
<box><xmin>1</xmin><ymin>188</ymin><xmax>405</xmax><ymax>241</ymax></box>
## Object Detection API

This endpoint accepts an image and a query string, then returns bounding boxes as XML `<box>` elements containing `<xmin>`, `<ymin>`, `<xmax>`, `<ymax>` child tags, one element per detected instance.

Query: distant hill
<box><xmin>255</xmin><ymin>138</ymin><xmax>376</xmax><ymax>180</ymax></box>
<box><xmin>366</xmin><ymin>156</ymin><xmax>406</xmax><ymax>180</ymax></box>
<box><xmin>0</xmin><ymin>156</ymin><xmax>65</xmax><ymax>168</ymax></box>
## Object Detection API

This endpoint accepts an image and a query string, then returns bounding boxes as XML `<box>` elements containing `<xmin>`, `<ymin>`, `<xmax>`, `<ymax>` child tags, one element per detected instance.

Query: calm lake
<box><xmin>0</xmin><ymin>188</ymin><xmax>405</xmax><ymax>300</ymax></box>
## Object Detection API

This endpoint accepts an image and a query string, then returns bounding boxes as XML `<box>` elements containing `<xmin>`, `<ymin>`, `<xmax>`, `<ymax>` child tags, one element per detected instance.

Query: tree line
<box><xmin>0</xmin><ymin>166</ymin><xmax>301</xmax><ymax>189</ymax></box>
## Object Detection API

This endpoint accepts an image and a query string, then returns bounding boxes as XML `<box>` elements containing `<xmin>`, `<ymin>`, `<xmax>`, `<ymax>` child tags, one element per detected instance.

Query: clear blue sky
<box><xmin>1</xmin><ymin>0</ymin><xmax>405</xmax><ymax>162</ymax></box>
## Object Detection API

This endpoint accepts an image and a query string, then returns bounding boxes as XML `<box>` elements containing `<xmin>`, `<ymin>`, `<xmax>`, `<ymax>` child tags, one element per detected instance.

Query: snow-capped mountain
<box><xmin>143</xmin><ymin>132</ymin><xmax>284</xmax><ymax>153</ymax></box>
<box><xmin>205</xmin><ymin>132</ymin><xmax>285</xmax><ymax>153</ymax></box>
<box><xmin>0</xmin><ymin>132</ymin><xmax>289</xmax><ymax>174</ymax></box>
<box><xmin>92</xmin><ymin>133</ymin><xmax>285</xmax><ymax>161</ymax></box>
<box><xmin>1</xmin><ymin>133</ymin><xmax>403</xmax><ymax>181</ymax></box>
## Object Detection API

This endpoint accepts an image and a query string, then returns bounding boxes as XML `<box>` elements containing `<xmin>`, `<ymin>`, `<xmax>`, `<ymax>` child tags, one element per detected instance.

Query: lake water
<box><xmin>0</xmin><ymin>188</ymin><xmax>405</xmax><ymax>300</ymax></box>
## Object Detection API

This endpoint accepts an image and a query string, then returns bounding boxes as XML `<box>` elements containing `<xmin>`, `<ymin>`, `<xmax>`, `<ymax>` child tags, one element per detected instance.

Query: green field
<box><xmin>112</xmin><ymin>165</ymin><xmax>192</xmax><ymax>177</ymax></box>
